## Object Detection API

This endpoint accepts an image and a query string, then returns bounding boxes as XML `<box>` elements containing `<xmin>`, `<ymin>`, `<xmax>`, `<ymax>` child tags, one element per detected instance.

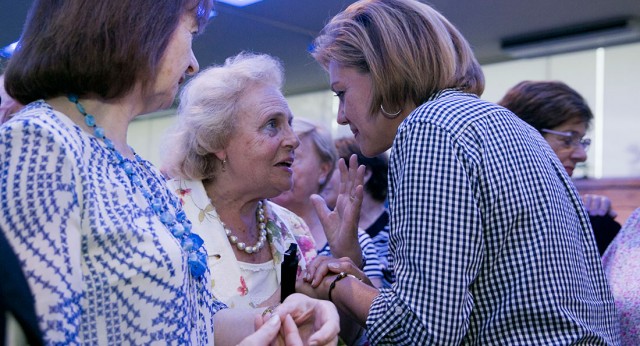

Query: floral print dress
<box><xmin>167</xmin><ymin>179</ymin><xmax>317</xmax><ymax>308</ymax></box>
<box><xmin>602</xmin><ymin>208</ymin><xmax>640</xmax><ymax>345</ymax></box>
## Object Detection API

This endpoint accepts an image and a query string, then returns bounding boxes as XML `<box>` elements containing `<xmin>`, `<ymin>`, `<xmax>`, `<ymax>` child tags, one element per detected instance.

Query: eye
<box><xmin>333</xmin><ymin>91</ymin><xmax>345</xmax><ymax>99</ymax></box>
<box><xmin>266</xmin><ymin>118</ymin><xmax>277</xmax><ymax>128</ymax></box>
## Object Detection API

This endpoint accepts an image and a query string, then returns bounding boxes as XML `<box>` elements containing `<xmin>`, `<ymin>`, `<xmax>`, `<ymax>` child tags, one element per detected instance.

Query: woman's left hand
<box><xmin>311</xmin><ymin>154</ymin><xmax>365</xmax><ymax>266</ymax></box>
<box><xmin>305</xmin><ymin>255</ymin><xmax>369</xmax><ymax>289</ymax></box>
<box><xmin>258</xmin><ymin>293</ymin><xmax>339</xmax><ymax>346</ymax></box>
<box><xmin>583</xmin><ymin>193</ymin><xmax>617</xmax><ymax>218</ymax></box>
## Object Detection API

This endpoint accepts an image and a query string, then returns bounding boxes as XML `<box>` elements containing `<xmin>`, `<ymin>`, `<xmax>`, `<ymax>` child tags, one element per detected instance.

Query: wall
<box><xmin>129</xmin><ymin>43</ymin><xmax>640</xmax><ymax>179</ymax></box>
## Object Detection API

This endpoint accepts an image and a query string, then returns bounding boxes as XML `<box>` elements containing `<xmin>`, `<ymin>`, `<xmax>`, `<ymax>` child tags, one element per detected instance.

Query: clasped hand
<box><xmin>239</xmin><ymin>293</ymin><xmax>339</xmax><ymax>346</ymax></box>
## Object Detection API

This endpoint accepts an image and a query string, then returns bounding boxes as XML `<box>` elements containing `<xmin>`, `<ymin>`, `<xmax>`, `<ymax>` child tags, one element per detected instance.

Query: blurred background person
<box><xmin>602</xmin><ymin>206</ymin><xmax>640</xmax><ymax>345</ymax></box>
<box><xmin>0</xmin><ymin>0</ymin><xmax>339</xmax><ymax>344</ymax></box>
<box><xmin>322</xmin><ymin>136</ymin><xmax>393</xmax><ymax>288</ymax></box>
<box><xmin>0</xmin><ymin>73</ymin><xmax>24</xmax><ymax>123</ymax></box>
<box><xmin>498</xmin><ymin>80</ymin><xmax>621</xmax><ymax>255</ymax></box>
<box><xmin>271</xmin><ymin>118</ymin><xmax>384</xmax><ymax>288</ymax></box>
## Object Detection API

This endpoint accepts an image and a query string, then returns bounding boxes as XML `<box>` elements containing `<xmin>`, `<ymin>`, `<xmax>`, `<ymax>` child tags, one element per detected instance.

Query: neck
<box><xmin>47</xmin><ymin>95</ymin><xmax>144</xmax><ymax>158</ymax></box>
<box><xmin>358</xmin><ymin>195</ymin><xmax>386</xmax><ymax>230</ymax></box>
<box><xmin>203</xmin><ymin>179</ymin><xmax>261</xmax><ymax>228</ymax></box>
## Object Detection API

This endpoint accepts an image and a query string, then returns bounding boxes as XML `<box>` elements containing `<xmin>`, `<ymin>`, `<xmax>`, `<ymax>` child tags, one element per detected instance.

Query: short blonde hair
<box><xmin>163</xmin><ymin>52</ymin><xmax>285</xmax><ymax>180</ymax></box>
<box><xmin>312</xmin><ymin>0</ymin><xmax>484</xmax><ymax>115</ymax></box>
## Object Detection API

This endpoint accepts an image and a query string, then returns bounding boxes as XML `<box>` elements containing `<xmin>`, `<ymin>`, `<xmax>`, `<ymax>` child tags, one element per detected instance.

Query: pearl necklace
<box><xmin>67</xmin><ymin>94</ymin><xmax>208</xmax><ymax>279</ymax></box>
<box><xmin>222</xmin><ymin>200</ymin><xmax>271</xmax><ymax>255</ymax></box>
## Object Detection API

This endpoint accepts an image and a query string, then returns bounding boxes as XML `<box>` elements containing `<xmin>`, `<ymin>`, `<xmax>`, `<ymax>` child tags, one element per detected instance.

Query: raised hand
<box><xmin>311</xmin><ymin>154</ymin><xmax>365</xmax><ymax>266</ymax></box>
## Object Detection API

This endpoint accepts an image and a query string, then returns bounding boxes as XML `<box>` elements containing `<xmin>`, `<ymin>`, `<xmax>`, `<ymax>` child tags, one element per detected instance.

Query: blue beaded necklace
<box><xmin>68</xmin><ymin>94</ymin><xmax>208</xmax><ymax>279</ymax></box>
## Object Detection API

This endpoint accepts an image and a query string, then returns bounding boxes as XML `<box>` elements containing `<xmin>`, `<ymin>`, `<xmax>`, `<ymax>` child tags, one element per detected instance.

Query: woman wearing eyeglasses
<box><xmin>499</xmin><ymin>80</ymin><xmax>620</xmax><ymax>255</ymax></box>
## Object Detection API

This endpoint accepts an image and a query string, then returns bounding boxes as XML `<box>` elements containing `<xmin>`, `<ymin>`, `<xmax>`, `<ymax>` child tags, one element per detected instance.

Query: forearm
<box><xmin>330</xmin><ymin>276</ymin><xmax>377</xmax><ymax>326</ymax></box>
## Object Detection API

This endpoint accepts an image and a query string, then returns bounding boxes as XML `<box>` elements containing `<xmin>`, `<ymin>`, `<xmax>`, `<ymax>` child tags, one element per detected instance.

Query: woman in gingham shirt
<box><xmin>300</xmin><ymin>0</ymin><xmax>620</xmax><ymax>344</ymax></box>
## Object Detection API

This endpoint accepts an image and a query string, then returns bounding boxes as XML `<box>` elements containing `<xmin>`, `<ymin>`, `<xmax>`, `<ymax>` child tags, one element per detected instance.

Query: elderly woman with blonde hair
<box><xmin>162</xmin><ymin>52</ymin><xmax>364</xmax><ymax>314</ymax></box>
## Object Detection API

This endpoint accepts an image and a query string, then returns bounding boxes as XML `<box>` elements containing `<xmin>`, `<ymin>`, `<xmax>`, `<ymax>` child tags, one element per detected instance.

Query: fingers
<box><xmin>237</xmin><ymin>315</ymin><xmax>281</xmax><ymax>346</ymax></box>
<box><xmin>306</xmin><ymin>300</ymin><xmax>340</xmax><ymax>346</ymax></box>
<box><xmin>583</xmin><ymin>194</ymin><xmax>613</xmax><ymax>217</ymax></box>
<box><xmin>304</xmin><ymin>256</ymin><xmax>333</xmax><ymax>285</ymax></box>
<box><xmin>277</xmin><ymin>294</ymin><xmax>340</xmax><ymax>346</ymax></box>
<box><xmin>337</xmin><ymin>155</ymin><xmax>365</xmax><ymax>208</ymax></box>
<box><xmin>310</xmin><ymin>194</ymin><xmax>331</xmax><ymax>227</ymax></box>
<box><xmin>282</xmin><ymin>315</ymin><xmax>304</xmax><ymax>346</ymax></box>
<box><xmin>305</xmin><ymin>256</ymin><xmax>360</xmax><ymax>288</ymax></box>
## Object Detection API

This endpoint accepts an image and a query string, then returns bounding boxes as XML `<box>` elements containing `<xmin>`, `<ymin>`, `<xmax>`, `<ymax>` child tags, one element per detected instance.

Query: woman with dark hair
<box><xmin>498</xmin><ymin>80</ymin><xmax>621</xmax><ymax>255</ymax></box>
<box><xmin>0</xmin><ymin>0</ymin><xmax>338</xmax><ymax>344</ymax></box>
<box><xmin>299</xmin><ymin>0</ymin><xmax>619</xmax><ymax>344</ymax></box>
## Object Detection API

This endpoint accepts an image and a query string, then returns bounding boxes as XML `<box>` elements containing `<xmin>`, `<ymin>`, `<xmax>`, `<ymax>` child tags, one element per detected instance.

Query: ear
<box><xmin>363</xmin><ymin>167</ymin><xmax>372</xmax><ymax>185</ymax></box>
<box><xmin>318</xmin><ymin>161</ymin><xmax>333</xmax><ymax>185</ymax></box>
<box><xmin>213</xmin><ymin>150</ymin><xmax>226</xmax><ymax>162</ymax></box>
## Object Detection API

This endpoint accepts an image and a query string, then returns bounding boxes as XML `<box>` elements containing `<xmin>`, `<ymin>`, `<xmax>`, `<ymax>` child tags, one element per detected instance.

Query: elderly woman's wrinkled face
<box><xmin>271</xmin><ymin>133</ymin><xmax>333</xmax><ymax>208</ymax></box>
<box><xmin>223</xmin><ymin>83</ymin><xmax>299</xmax><ymax>198</ymax></box>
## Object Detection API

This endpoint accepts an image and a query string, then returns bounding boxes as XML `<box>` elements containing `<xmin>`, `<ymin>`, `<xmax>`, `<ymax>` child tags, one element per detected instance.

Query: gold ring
<box><xmin>262</xmin><ymin>305</ymin><xmax>278</xmax><ymax>317</ymax></box>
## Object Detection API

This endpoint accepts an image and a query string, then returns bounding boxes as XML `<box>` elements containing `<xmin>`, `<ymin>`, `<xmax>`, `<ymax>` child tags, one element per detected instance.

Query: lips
<box><xmin>565</xmin><ymin>166</ymin><xmax>574</xmax><ymax>176</ymax></box>
<box><xmin>275</xmin><ymin>155</ymin><xmax>294</xmax><ymax>168</ymax></box>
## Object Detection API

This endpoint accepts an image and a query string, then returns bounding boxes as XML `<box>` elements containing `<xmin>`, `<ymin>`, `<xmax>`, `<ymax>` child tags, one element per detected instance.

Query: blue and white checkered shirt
<box><xmin>366</xmin><ymin>89</ymin><xmax>619</xmax><ymax>345</ymax></box>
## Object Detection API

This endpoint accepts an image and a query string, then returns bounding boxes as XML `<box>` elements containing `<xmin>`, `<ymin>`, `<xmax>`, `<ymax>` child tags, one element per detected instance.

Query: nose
<box><xmin>336</xmin><ymin>104</ymin><xmax>348</xmax><ymax>125</ymax></box>
<box><xmin>571</xmin><ymin>145</ymin><xmax>588</xmax><ymax>162</ymax></box>
<box><xmin>186</xmin><ymin>50</ymin><xmax>200</xmax><ymax>76</ymax></box>
<box><xmin>284</xmin><ymin>123</ymin><xmax>300</xmax><ymax>150</ymax></box>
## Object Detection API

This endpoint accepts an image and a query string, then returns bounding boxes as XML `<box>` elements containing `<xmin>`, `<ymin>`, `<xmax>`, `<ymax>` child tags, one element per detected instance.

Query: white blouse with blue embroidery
<box><xmin>0</xmin><ymin>101</ymin><xmax>225</xmax><ymax>345</ymax></box>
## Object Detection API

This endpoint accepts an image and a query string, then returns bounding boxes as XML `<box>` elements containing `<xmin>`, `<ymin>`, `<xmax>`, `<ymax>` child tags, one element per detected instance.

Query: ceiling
<box><xmin>2</xmin><ymin>0</ymin><xmax>640</xmax><ymax>96</ymax></box>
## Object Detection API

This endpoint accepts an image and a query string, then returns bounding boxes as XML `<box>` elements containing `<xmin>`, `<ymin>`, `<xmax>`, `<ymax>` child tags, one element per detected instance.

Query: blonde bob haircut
<box><xmin>163</xmin><ymin>52</ymin><xmax>285</xmax><ymax>181</ymax></box>
<box><xmin>312</xmin><ymin>0</ymin><xmax>485</xmax><ymax>116</ymax></box>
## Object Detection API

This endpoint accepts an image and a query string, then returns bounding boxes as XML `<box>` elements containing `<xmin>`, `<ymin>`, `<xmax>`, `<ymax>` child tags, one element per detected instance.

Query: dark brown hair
<box><xmin>498</xmin><ymin>80</ymin><xmax>593</xmax><ymax>131</ymax></box>
<box><xmin>5</xmin><ymin>0</ymin><xmax>213</xmax><ymax>104</ymax></box>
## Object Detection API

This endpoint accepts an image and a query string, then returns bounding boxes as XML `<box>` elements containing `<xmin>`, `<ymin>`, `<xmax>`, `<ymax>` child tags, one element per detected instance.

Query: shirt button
<box><xmin>394</xmin><ymin>306</ymin><xmax>403</xmax><ymax>315</ymax></box>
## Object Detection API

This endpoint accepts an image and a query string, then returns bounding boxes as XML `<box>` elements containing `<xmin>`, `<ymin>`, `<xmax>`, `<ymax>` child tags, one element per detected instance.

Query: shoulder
<box><xmin>1</xmin><ymin>101</ymin><xmax>84</xmax><ymax>153</ymax></box>
<box><xmin>266</xmin><ymin>201</ymin><xmax>306</xmax><ymax>227</ymax></box>
<box><xmin>265</xmin><ymin>201</ymin><xmax>317</xmax><ymax>257</ymax></box>
<box><xmin>404</xmin><ymin>89</ymin><xmax>511</xmax><ymax>133</ymax></box>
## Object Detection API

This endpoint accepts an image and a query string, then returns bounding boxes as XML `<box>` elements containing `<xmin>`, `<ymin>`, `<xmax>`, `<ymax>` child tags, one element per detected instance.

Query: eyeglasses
<box><xmin>541</xmin><ymin>128</ymin><xmax>591</xmax><ymax>151</ymax></box>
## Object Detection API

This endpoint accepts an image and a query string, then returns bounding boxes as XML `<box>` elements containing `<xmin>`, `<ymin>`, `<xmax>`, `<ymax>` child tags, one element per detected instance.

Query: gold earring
<box><xmin>380</xmin><ymin>104</ymin><xmax>402</xmax><ymax>118</ymax></box>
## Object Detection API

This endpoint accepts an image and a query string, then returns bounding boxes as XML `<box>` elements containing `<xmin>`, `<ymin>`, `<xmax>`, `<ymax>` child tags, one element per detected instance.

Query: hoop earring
<box><xmin>380</xmin><ymin>104</ymin><xmax>402</xmax><ymax>118</ymax></box>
